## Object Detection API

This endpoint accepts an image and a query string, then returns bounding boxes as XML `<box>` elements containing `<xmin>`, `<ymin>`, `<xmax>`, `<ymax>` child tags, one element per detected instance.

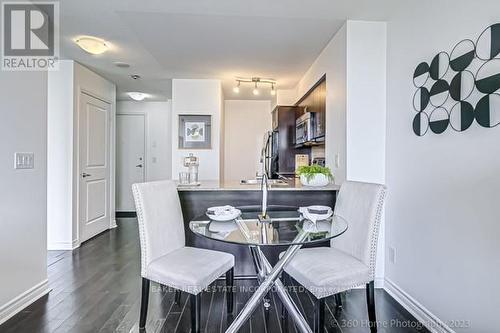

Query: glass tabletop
<box><xmin>189</xmin><ymin>208</ymin><xmax>348</xmax><ymax>246</ymax></box>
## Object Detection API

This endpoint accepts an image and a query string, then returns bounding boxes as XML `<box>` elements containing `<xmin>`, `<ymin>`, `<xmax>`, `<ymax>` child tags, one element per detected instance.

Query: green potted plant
<box><xmin>297</xmin><ymin>165</ymin><xmax>334</xmax><ymax>187</ymax></box>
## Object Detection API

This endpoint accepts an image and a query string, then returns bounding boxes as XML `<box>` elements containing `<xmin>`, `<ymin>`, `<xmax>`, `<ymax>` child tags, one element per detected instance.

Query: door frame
<box><xmin>75</xmin><ymin>88</ymin><xmax>116</xmax><ymax>246</ymax></box>
<box><xmin>115</xmin><ymin>112</ymin><xmax>148</xmax><ymax>212</ymax></box>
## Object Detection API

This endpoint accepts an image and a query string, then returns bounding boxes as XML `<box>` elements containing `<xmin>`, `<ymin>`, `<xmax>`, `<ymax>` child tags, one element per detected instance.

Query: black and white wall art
<box><xmin>411</xmin><ymin>23</ymin><xmax>500</xmax><ymax>136</ymax></box>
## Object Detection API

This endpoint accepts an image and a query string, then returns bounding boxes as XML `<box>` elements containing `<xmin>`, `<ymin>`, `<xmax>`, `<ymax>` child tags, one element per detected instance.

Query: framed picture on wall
<box><xmin>178</xmin><ymin>115</ymin><xmax>212</xmax><ymax>149</ymax></box>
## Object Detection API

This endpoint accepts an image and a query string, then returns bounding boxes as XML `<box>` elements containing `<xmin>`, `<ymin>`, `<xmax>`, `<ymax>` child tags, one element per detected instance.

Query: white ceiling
<box><xmin>59</xmin><ymin>0</ymin><xmax>397</xmax><ymax>101</ymax></box>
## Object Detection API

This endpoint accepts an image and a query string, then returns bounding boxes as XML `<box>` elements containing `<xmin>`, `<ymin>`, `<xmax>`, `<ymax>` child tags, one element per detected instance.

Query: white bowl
<box><xmin>300</xmin><ymin>174</ymin><xmax>330</xmax><ymax>187</ymax></box>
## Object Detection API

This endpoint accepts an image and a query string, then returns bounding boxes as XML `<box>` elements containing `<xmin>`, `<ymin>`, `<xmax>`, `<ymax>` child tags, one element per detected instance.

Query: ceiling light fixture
<box><xmin>75</xmin><ymin>36</ymin><xmax>109</xmax><ymax>55</ymax></box>
<box><xmin>253</xmin><ymin>82</ymin><xmax>259</xmax><ymax>95</ymax></box>
<box><xmin>233</xmin><ymin>77</ymin><xmax>276</xmax><ymax>96</ymax></box>
<box><xmin>128</xmin><ymin>92</ymin><xmax>147</xmax><ymax>101</ymax></box>
<box><xmin>270</xmin><ymin>83</ymin><xmax>276</xmax><ymax>96</ymax></box>
<box><xmin>233</xmin><ymin>81</ymin><xmax>240</xmax><ymax>93</ymax></box>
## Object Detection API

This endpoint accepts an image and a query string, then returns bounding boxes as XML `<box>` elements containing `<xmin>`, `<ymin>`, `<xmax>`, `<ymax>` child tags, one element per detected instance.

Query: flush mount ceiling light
<box><xmin>233</xmin><ymin>77</ymin><xmax>277</xmax><ymax>96</ymax></box>
<box><xmin>75</xmin><ymin>36</ymin><xmax>109</xmax><ymax>55</ymax></box>
<box><xmin>127</xmin><ymin>92</ymin><xmax>147</xmax><ymax>101</ymax></box>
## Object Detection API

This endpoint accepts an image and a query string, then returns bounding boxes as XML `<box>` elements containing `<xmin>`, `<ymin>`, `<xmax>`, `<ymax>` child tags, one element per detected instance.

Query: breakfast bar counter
<box><xmin>177</xmin><ymin>179</ymin><xmax>340</xmax><ymax>191</ymax></box>
<box><xmin>177</xmin><ymin>179</ymin><xmax>339</xmax><ymax>276</ymax></box>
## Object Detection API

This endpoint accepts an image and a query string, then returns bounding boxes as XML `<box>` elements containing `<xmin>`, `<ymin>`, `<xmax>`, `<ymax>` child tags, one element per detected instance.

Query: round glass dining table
<box><xmin>189</xmin><ymin>207</ymin><xmax>348</xmax><ymax>333</ymax></box>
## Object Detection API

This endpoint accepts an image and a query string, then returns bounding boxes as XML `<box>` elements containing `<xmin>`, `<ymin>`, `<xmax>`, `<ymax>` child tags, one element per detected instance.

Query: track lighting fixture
<box><xmin>253</xmin><ymin>82</ymin><xmax>259</xmax><ymax>95</ymax></box>
<box><xmin>233</xmin><ymin>77</ymin><xmax>277</xmax><ymax>95</ymax></box>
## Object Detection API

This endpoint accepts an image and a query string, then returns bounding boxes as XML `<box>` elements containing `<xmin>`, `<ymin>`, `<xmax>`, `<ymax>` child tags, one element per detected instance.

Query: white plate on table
<box><xmin>206</xmin><ymin>206</ymin><xmax>241</xmax><ymax>222</ymax></box>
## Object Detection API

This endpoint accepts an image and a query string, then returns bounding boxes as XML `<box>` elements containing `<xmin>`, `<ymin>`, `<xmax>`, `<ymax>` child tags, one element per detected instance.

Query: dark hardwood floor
<box><xmin>0</xmin><ymin>219</ymin><xmax>429</xmax><ymax>333</ymax></box>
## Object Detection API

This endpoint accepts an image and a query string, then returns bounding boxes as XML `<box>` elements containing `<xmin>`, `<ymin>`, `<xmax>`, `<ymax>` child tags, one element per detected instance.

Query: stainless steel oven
<box><xmin>295</xmin><ymin>112</ymin><xmax>316</xmax><ymax>145</ymax></box>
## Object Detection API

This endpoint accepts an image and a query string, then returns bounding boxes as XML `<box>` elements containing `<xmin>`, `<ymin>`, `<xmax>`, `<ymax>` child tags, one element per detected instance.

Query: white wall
<box><xmin>276</xmin><ymin>88</ymin><xmax>298</xmax><ymax>106</ymax></box>
<box><xmin>117</xmin><ymin>101</ymin><xmax>172</xmax><ymax>181</ymax></box>
<box><xmin>385</xmin><ymin>2</ymin><xmax>499</xmax><ymax>332</ymax></box>
<box><xmin>47</xmin><ymin>61</ymin><xmax>74</xmax><ymax>248</ymax></box>
<box><xmin>0</xmin><ymin>71</ymin><xmax>49</xmax><ymax>323</ymax></box>
<box><xmin>47</xmin><ymin>60</ymin><xmax>116</xmax><ymax>250</ymax></box>
<box><xmin>346</xmin><ymin>21</ymin><xmax>387</xmax><ymax>184</ymax></box>
<box><xmin>171</xmin><ymin>79</ymin><xmax>223</xmax><ymax>180</ymax></box>
<box><xmin>296</xmin><ymin>23</ymin><xmax>348</xmax><ymax>184</ymax></box>
<box><xmin>224</xmin><ymin>100</ymin><xmax>272</xmax><ymax>180</ymax></box>
<box><xmin>296</xmin><ymin>21</ymin><xmax>387</xmax><ymax>283</ymax></box>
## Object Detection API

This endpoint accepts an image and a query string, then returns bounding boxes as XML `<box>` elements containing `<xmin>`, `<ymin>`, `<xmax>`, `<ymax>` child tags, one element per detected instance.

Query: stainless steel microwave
<box><xmin>295</xmin><ymin>112</ymin><xmax>316</xmax><ymax>145</ymax></box>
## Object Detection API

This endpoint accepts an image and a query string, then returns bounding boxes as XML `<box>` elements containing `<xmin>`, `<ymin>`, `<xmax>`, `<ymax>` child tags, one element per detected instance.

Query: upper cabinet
<box><xmin>296</xmin><ymin>75</ymin><xmax>326</xmax><ymax>140</ymax></box>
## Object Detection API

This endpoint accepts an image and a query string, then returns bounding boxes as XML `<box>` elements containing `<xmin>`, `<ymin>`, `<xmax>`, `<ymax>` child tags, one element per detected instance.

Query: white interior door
<box><xmin>79</xmin><ymin>92</ymin><xmax>111</xmax><ymax>242</ymax></box>
<box><xmin>116</xmin><ymin>114</ymin><xmax>146</xmax><ymax>211</ymax></box>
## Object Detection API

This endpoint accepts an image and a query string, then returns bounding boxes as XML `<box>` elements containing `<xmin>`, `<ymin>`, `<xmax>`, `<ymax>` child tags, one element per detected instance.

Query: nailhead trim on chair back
<box><xmin>332</xmin><ymin>181</ymin><xmax>387</xmax><ymax>279</ymax></box>
<box><xmin>132</xmin><ymin>180</ymin><xmax>186</xmax><ymax>277</ymax></box>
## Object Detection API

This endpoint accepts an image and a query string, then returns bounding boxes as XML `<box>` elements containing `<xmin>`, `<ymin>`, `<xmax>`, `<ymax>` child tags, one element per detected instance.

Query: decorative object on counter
<box><xmin>411</xmin><ymin>23</ymin><xmax>500</xmax><ymax>136</ymax></box>
<box><xmin>178</xmin><ymin>115</ymin><xmax>211</xmax><ymax>149</ymax></box>
<box><xmin>297</xmin><ymin>164</ymin><xmax>333</xmax><ymax>187</ymax></box>
<box><xmin>183</xmin><ymin>153</ymin><xmax>200</xmax><ymax>184</ymax></box>
<box><xmin>295</xmin><ymin>154</ymin><xmax>309</xmax><ymax>173</ymax></box>
<box><xmin>179</xmin><ymin>171</ymin><xmax>189</xmax><ymax>185</ymax></box>
<box><xmin>206</xmin><ymin>206</ymin><xmax>242</xmax><ymax>221</ymax></box>
<box><xmin>232</xmin><ymin>77</ymin><xmax>276</xmax><ymax>96</ymax></box>
<box><xmin>312</xmin><ymin>157</ymin><xmax>326</xmax><ymax>167</ymax></box>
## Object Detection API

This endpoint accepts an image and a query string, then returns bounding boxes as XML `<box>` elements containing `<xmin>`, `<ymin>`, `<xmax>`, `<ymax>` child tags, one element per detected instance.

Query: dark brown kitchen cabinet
<box><xmin>296</xmin><ymin>75</ymin><xmax>326</xmax><ymax>139</ymax></box>
<box><xmin>271</xmin><ymin>105</ymin><xmax>310</xmax><ymax>174</ymax></box>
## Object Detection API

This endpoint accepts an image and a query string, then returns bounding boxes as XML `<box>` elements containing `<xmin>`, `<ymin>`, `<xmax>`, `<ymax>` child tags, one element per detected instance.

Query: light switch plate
<box><xmin>335</xmin><ymin>153</ymin><xmax>340</xmax><ymax>168</ymax></box>
<box><xmin>388</xmin><ymin>246</ymin><xmax>396</xmax><ymax>264</ymax></box>
<box><xmin>14</xmin><ymin>152</ymin><xmax>34</xmax><ymax>169</ymax></box>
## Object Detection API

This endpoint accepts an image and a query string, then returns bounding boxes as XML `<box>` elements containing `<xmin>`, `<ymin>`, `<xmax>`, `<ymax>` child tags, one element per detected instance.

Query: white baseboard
<box><xmin>384</xmin><ymin>278</ymin><xmax>454</xmax><ymax>333</ymax></box>
<box><xmin>0</xmin><ymin>279</ymin><xmax>51</xmax><ymax>325</ymax></box>
<box><xmin>110</xmin><ymin>219</ymin><xmax>118</xmax><ymax>228</ymax></box>
<box><xmin>47</xmin><ymin>239</ymin><xmax>80</xmax><ymax>250</ymax></box>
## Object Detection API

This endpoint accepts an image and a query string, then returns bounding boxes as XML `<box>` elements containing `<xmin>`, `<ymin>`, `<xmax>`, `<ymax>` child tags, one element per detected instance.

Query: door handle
<box><xmin>136</xmin><ymin>164</ymin><xmax>143</xmax><ymax>168</ymax></box>
<box><xmin>82</xmin><ymin>172</ymin><xmax>92</xmax><ymax>178</ymax></box>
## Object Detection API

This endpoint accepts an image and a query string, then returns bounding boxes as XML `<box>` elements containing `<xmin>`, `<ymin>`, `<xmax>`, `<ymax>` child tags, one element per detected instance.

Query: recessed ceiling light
<box><xmin>127</xmin><ymin>92</ymin><xmax>147</xmax><ymax>101</ymax></box>
<box><xmin>130</xmin><ymin>74</ymin><xmax>141</xmax><ymax>80</ymax></box>
<box><xmin>114</xmin><ymin>62</ymin><xmax>130</xmax><ymax>68</ymax></box>
<box><xmin>75</xmin><ymin>36</ymin><xmax>109</xmax><ymax>55</ymax></box>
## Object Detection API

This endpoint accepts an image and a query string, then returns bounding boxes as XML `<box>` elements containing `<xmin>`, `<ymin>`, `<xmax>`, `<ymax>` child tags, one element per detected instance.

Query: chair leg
<box><xmin>313</xmin><ymin>297</ymin><xmax>325</xmax><ymax>333</ymax></box>
<box><xmin>190</xmin><ymin>294</ymin><xmax>201</xmax><ymax>333</ymax></box>
<box><xmin>366</xmin><ymin>281</ymin><xmax>377</xmax><ymax>332</ymax></box>
<box><xmin>226</xmin><ymin>268</ymin><xmax>234</xmax><ymax>314</ymax></box>
<box><xmin>174</xmin><ymin>290</ymin><xmax>181</xmax><ymax>305</ymax></box>
<box><xmin>139</xmin><ymin>278</ymin><xmax>150</xmax><ymax>329</ymax></box>
<box><xmin>335</xmin><ymin>293</ymin><xmax>343</xmax><ymax>309</ymax></box>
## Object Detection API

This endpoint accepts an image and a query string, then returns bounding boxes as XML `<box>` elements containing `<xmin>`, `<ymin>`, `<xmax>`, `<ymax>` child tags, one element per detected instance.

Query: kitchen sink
<box><xmin>240</xmin><ymin>179</ymin><xmax>289</xmax><ymax>186</ymax></box>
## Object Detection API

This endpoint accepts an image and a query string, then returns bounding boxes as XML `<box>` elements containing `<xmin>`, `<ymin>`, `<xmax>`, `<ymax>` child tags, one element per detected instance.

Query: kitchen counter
<box><xmin>176</xmin><ymin>179</ymin><xmax>340</xmax><ymax>191</ymax></box>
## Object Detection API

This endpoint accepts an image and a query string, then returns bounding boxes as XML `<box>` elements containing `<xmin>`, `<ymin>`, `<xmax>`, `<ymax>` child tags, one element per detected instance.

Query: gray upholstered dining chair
<box><xmin>283</xmin><ymin>181</ymin><xmax>386</xmax><ymax>333</ymax></box>
<box><xmin>132</xmin><ymin>180</ymin><xmax>235</xmax><ymax>333</ymax></box>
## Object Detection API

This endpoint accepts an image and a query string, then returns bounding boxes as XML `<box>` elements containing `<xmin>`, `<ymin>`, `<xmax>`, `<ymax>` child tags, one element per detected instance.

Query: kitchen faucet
<box><xmin>260</xmin><ymin>131</ymin><xmax>271</xmax><ymax>219</ymax></box>
<box><xmin>261</xmin><ymin>172</ymin><xmax>269</xmax><ymax>218</ymax></box>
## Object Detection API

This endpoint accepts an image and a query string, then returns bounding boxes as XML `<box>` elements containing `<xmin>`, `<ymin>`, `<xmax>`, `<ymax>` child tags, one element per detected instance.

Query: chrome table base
<box><xmin>225</xmin><ymin>231</ymin><xmax>313</xmax><ymax>333</ymax></box>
